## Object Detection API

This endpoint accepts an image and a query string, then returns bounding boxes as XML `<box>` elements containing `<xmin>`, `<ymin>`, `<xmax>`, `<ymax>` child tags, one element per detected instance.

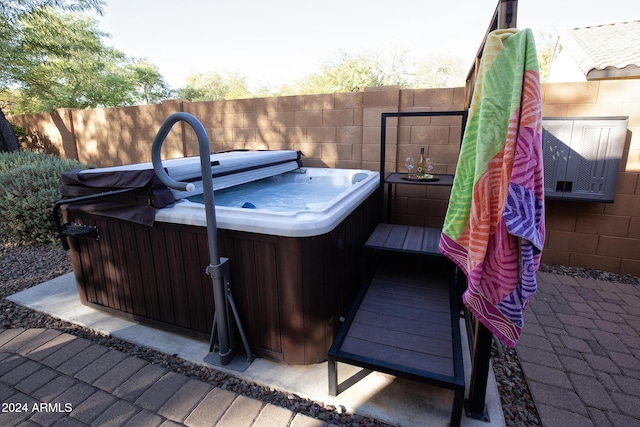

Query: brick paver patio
<box><xmin>0</xmin><ymin>328</ymin><xmax>333</xmax><ymax>427</ymax></box>
<box><xmin>518</xmin><ymin>271</ymin><xmax>640</xmax><ymax>427</ymax></box>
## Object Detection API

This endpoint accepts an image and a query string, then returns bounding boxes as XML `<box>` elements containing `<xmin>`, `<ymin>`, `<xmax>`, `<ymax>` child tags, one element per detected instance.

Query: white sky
<box><xmin>96</xmin><ymin>0</ymin><xmax>640</xmax><ymax>89</ymax></box>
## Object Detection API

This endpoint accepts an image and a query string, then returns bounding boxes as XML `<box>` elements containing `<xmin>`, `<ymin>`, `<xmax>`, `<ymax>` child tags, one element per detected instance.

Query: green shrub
<box><xmin>0</xmin><ymin>151</ymin><xmax>92</xmax><ymax>243</ymax></box>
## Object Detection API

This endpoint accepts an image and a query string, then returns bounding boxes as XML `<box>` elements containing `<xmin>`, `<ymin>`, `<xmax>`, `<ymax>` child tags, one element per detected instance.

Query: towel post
<box><xmin>465</xmin><ymin>319</ymin><xmax>492</xmax><ymax>421</ymax></box>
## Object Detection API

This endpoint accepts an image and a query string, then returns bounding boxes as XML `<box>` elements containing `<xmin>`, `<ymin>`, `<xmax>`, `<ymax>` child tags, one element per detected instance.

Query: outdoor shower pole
<box><xmin>151</xmin><ymin>112</ymin><xmax>234</xmax><ymax>365</ymax></box>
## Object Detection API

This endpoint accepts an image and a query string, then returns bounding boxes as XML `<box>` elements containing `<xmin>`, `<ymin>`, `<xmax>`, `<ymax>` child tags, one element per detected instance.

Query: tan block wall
<box><xmin>9</xmin><ymin>109</ymin><xmax>78</xmax><ymax>161</ymax></box>
<box><xmin>388</xmin><ymin>87</ymin><xmax>466</xmax><ymax>229</ymax></box>
<box><xmin>8</xmin><ymin>81</ymin><xmax>640</xmax><ymax>275</ymax></box>
<box><xmin>183</xmin><ymin>93</ymin><xmax>367</xmax><ymax>168</ymax></box>
<box><xmin>541</xmin><ymin>81</ymin><xmax>640</xmax><ymax>276</ymax></box>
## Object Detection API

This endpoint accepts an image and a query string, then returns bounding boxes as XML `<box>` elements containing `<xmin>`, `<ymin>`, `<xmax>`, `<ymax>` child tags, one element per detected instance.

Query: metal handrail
<box><xmin>150</xmin><ymin>112</ymin><xmax>236</xmax><ymax>364</ymax></box>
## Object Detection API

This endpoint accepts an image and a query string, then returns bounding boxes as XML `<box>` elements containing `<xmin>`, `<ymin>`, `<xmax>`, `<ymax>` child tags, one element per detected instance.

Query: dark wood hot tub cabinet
<box><xmin>63</xmin><ymin>191</ymin><xmax>379</xmax><ymax>365</ymax></box>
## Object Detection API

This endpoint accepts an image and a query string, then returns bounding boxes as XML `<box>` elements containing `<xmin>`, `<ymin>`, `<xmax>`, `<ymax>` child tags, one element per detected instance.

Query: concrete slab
<box><xmin>9</xmin><ymin>273</ymin><xmax>505</xmax><ymax>427</ymax></box>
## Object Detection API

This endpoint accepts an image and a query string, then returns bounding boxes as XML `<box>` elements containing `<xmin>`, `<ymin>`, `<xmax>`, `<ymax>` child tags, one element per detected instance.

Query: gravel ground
<box><xmin>14</xmin><ymin>229</ymin><xmax>638</xmax><ymax>426</ymax></box>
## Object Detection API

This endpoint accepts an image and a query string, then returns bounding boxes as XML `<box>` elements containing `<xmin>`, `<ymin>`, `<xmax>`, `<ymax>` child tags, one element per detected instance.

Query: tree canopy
<box><xmin>0</xmin><ymin>0</ymin><xmax>104</xmax><ymax>21</ymax></box>
<box><xmin>177</xmin><ymin>71</ymin><xmax>253</xmax><ymax>102</ymax></box>
<box><xmin>1</xmin><ymin>0</ymin><xmax>172</xmax><ymax>114</ymax></box>
<box><xmin>279</xmin><ymin>50</ymin><xmax>411</xmax><ymax>95</ymax></box>
<box><xmin>0</xmin><ymin>0</ymin><xmax>474</xmax><ymax>112</ymax></box>
<box><xmin>1</xmin><ymin>0</ymin><xmax>553</xmax><ymax>113</ymax></box>
<box><xmin>178</xmin><ymin>49</ymin><xmax>468</xmax><ymax>102</ymax></box>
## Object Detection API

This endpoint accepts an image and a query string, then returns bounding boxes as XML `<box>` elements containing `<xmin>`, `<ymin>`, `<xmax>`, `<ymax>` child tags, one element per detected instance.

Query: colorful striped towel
<box><xmin>439</xmin><ymin>28</ymin><xmax>545</xmax><ymax>348</ymax></box>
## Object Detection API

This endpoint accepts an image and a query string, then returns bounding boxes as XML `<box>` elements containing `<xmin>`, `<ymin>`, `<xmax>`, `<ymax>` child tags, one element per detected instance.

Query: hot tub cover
<box><xmin>59</xmin><ymin>150</ymin><xmax>302</xmax><ymax>226</ymax></box>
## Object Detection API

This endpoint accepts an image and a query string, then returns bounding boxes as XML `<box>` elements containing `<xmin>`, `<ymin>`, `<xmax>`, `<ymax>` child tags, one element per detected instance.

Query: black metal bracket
<box><xmin>464</xmin><ymin>319</ymin><xmax>493</xmax><ymax>422</ymax></box>
<box><xmin>52</xmin><ymin>187</ymin><xmax>135</xmax><ymax>250</ymax></box>
<box><xmin>502</xmin><ymin>0</ymin><xmax>515</xmax><ymax>27</ymax></box>
<box><xmin>56</xmin><ymin>223</ymin><xmax>100</xmax><ymax>241</ymax></box>
<box><xmin>206</xmin><ymin>257</ymin><xmax>254</xmax><ymax>371</ymax></box>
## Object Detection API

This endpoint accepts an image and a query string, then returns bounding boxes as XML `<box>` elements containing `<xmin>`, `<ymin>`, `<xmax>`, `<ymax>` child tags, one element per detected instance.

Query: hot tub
<box><xmin>157</xmin><ymin>167</ymin><xmax>377</xmax><ymax>238</ymax></box>
<box><xmin>59</xmin><ymin>150</ymin><xmax>380</xmax><ymax>364</ymax></box>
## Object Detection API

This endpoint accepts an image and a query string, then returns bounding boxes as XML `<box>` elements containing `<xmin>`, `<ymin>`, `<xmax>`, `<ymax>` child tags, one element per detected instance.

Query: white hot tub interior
<box><xmin>157</xmin><ymin>166</ymin><xmax>379</xmax><ymax>237</ymax></box>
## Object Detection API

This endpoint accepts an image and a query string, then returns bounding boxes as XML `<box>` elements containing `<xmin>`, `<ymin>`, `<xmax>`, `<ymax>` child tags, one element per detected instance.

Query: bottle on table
<box><xmin>417</xmin><ymin>147</ymin><xmax>426</xmax><ymax>178</ymax></box>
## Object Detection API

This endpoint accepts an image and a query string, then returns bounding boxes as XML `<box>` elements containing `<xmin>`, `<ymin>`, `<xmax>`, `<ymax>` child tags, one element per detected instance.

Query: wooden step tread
<box><xmin>327</xmin><ymin>261</ymin><xmax>465</xmax><ymax>426</ymax></box>
<box><xmin>364</xmin><ymin>223</ymin><xmax>442</xmax><ymax>255</ymax></box>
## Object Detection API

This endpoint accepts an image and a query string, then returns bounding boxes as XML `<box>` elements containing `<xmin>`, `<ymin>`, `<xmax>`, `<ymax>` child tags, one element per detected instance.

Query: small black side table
<box><xmin>384</xmin><ymin>172</ymin><xmax>455</xmax><ymax>221</ymax></box>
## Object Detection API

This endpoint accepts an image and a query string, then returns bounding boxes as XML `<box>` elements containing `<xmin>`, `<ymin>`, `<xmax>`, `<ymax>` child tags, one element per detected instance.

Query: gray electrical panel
<box><xmin>542</xmin><ymin>117</ymin><xmax>628</xmax><ymax>202</ymax></box>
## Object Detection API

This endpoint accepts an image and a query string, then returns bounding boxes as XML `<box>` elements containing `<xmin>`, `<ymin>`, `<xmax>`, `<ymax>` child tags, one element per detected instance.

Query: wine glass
<box><xmin>404</xmin><ymin>157</ymin><xmax>415</xmax><ymax>177</ymax></box>
<box><xmin>425</xmin><ymin>158</ymin><xmax>434</xmax><ymax>176</ymax></box>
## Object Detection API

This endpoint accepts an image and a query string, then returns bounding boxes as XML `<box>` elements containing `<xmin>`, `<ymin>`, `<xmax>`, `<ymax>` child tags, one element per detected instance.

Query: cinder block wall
<box><xmin>392</xmin><ymin>87</ymin><xmax>466</xmax><ymax>228</ymax></box>
<box><xmin>182</xmin><ymin>92</ymin><xmax>367</xmax><ymax>169</ymax></box>
<box><xmin>8</xmin><ymin>81</ymin><xmax>640</xmax><ymax>275</ymax></box>
<box><xmin>540</xmin><ymin>81</ymin><xmax>640</xmax><ymax>276</ymax></box>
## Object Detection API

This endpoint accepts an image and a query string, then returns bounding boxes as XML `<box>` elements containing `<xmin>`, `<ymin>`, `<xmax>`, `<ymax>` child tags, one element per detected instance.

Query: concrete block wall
<box><xmin>8</xmin><ymin>81</ymin><xmax>640</xmax><ymax>275</ymax></box>
<box><xmin>71</xmin><ymin>101</ymin><xmax>188</xmax><ymax>166</ymax></box>
<box><xmin>9</xmin><ymin>109</ymin><xmax>78</xmax><ymax>161</ymax></box>
<box><xmin>391</xmin><ymin>87</ymin><xmax>466</xmax><ymax>228</ymax></box>
<box><xmin>541</xmin><ymin>81</ymin><xmax>640</xmax><ymax>276</ymax></box>
<box><xmin>182</xmin><ymin>92</ymin><xmax>367</xmax><ymax>169</ymax></box>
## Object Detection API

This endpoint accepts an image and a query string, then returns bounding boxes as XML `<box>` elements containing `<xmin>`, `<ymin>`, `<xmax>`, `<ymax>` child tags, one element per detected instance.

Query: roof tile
<box><xmin>560</xmin><ymin>20</ymin><xmax>640</xmax><ymax>78</ymax></box>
